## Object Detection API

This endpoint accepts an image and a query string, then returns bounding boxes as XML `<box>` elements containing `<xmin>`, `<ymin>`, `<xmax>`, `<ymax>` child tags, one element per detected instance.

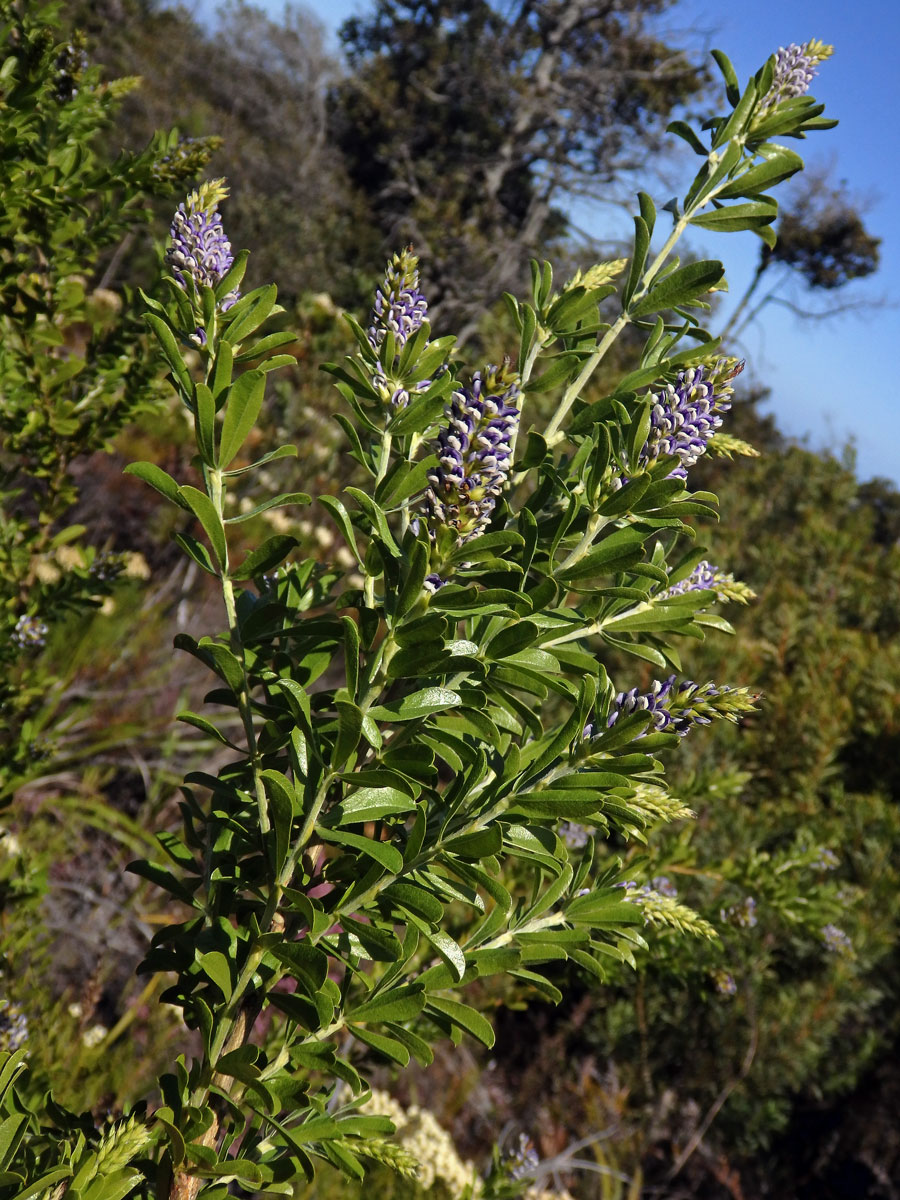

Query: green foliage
<box><xmin>0</xmin><ymin>0</ymin><xmax>217</xmax><ymax>805</ymax></box>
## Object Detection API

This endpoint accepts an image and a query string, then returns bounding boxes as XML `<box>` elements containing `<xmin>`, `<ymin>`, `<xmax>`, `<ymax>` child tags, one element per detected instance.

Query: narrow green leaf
<box><xmin>333</xmin><ymin>699</ymin><xmax>364</xmax><ymax>766</ymax></box>
<box><xmin>224</xmin><ymin>491</ymin><xmax>310</xmax><ymax>524</ymax></box>
<box><xmin>145</xmin><ymin>312</ymin><xmax>192</xmax><ymax>395</ymax></box>
<box><xmin>368</xmin><ymin>687</ymin><xmax>461</xmax><ymax>722</ymax></box>
<box><xmin>231</xmin><ymin>534</ymin><xmax>298</xmax><ymax>580</ymax></box>
<box><xmin>630</xmin><ymin>260</ymin><xmax>725</xmax><ymax>318</ymax></box>
<box><xmin>197</xmin><ymin>950</ymin><xmax>232</xmax><ymax>1000</ymax></box>
<box><xmin>194</xmin><ymin>383</ymin><xmax>217</xmax><ymax>466</ymax></box>
<box><xmin>425</xmin><ymin>997</ymin><xmax>495</xmax><ymax>1047</ymax></box>
<box><xmin>623</xmin><ymin>214</ymin><xmax>651</xmax><ymax>305</ymax></box>
<box><xmin>178</xmin><ymin>485</ymin><xmax>227</xmax><ymax>570</ymax></box>
<box><xmin>319</xmin><ymin>494</ymin><xmax>365</xmax><ymax>567</ymax></box>
<box><xmin>317</xmin><ymin>827</ymin><xmax>403</xmax><ymax>873</ymax></box>
<box><xmin>325</xmin><ymin>786</ymin><xmax>416</xmax><ymax>826</ymax></box>
<box><xmin>349</xmin><ymin>985</ymin><xmax>425</xmax><ymax>1024</ymax></box>
<box><xmin>219</xmin><ymin>369</ymin><xmax>267</xmax><ymax>468</ymax></box>
<box><xmin>348</xmin><ymin>1025</ymin><xmax>409</xmax><ymax>1066</ymax></box>
<box><xmin>124</xmin><ymin>462</ymin><xmax>190</xmax><ymax>509</ymax></box>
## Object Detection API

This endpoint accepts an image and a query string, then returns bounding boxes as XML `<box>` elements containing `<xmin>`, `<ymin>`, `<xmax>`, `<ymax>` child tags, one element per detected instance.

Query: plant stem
<box><xmin>543</xmin><ymin>139</ymin><xmax>748</xmax><ymax>449</ymax></box>
<box><xmin>208</xmin><ymin>467</ymin><xmax>270</xmax><ymax>837</ymax></box>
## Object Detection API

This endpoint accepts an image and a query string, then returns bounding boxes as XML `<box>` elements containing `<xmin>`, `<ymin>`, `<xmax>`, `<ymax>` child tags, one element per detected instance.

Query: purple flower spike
<box><xmin>166</xmin><ymin>179</ymin><xmax>239</xmax><ymax>310</ymax></box>
<box><xmin>639</xmin><ymin>358</ymin><xmax>742</xmax><ymax>479</ymax></box>
<box><xmin>12</xmin><ymin>615</ymin><xmax>48</xmax><ymax>650</ymax></box>
<box><xmin>367</xmin><ymin>246</ymin><xmax>429</xmax><ymax>354</ymax></box>
<box><xmin>759</xmin><ymin>40</ymin><xmax>833</xmax><ymax>114</ymax></box>
<box><xmin>601</xmin><ymin>675</ymin><xmax>756</xmax><ymax>739</ymax></box>
<box><xmin>822</xmin><ymin>924</ymin><xmax>853</xmax><ymax>957</ymax></box>
<box><xmin>424</xmin><ymin>362</ymin><xmax>521</xmax><ymax>544</ymax></box>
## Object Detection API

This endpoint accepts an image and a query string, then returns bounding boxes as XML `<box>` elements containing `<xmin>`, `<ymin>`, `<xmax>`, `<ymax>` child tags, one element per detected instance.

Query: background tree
<box><xmin>331</xmin><ymin>0</ymin><xmax>708</xmax><ymax>338</ymax></box>
<box><xmin>721</xmin><ymin>170</ymin><xmax>882</xmax><ymax>340</ymax></box>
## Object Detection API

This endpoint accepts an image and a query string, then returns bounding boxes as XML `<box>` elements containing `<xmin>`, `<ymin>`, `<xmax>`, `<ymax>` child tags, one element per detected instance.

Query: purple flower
<box><xmin>560</xmin><ymin>821</ymin><xmax>589</xmax><ymax>849</ymax></box>
<box><xmin>722</xmin><ymin>896</ymin><xmax>758</xmax><ymax>928</ymax></box>
<box><xmin>424</xmin><ymin>363</ymin><xmax>520</xmax><ymax>545</ymax></box>
<box><xmin>638</xmin><ymin>359</ymin><xmax>742</xmax><ymax>479</ymax></box>
<box><xmin>660</xmin><ymin>560</ymin><xmax>720</xmax><ymax>599</ymax></box>
<box><xmin>650</xmin><ymin>875</ymin><xmax>678</xmax><ymax>899</ymax></box>
<box><xmin>11</xmin><ymin>615</ymin><xmax>48</xmax><ymax>650</ymax></box>
<box><xmin>822</xmin><ymin>924</ymin><xmax>853</xmax><ymax>957</ymax></box>
<box><xmin>506</xmin><ymin>1134</ymin><xmax>539</xmax><ymax>1181</ymax></box>
<box><xmin>0</xmin><ymin>999</ymin><xmax>28</xmax><ymax>1051</ymax></box>
<box><xmin>166</xmin><ymin>180</ymin><xmax>238</xmax><ymax>309</ymax></box>
<box><xmin>600</xmin><ymin>676</ymin><xmax>754</xmax><ymax>739</ymax></box>
<box><xmin>367</xmin><ymin>247</ymin><xmax>429</xmax><ymax>354</ymax></box>
<box><xmin>812</xmin><ymin>847</ymin><xmax>840</xmax><ymax>871</ymax></box>
<box><xmin>712</xmin><ymin>969</ymin><xmax>737</xmax><ymax>997</ymax></box>
<box><xmin>759</xmin><ymin>40</ymin><xmax>833</xmax><ymax>114</ymax></box>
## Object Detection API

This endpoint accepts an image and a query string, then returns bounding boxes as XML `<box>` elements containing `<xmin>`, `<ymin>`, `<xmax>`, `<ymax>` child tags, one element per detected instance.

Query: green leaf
<box><xmin>556</xmin><ymin>526</ymin><xmax>646</xmax><ymax>582</ymax></box>
<box><xmin>178</xmin><ymin>485</ymin><xmax>227</xmax><ymax>570</ymax></box>
<box><xmin>346</xmin><ymin>487</ymin><xmax>400</xmax><ymax>555</ymax></box>
<box><xmin>197</xmin><ymin>950</ymin><xmax>232</xmax><ymax>1000</ymax></box>
<box><xmin>210</xmin><ymin>339</ymin><xmax>234</xmax><ymax>399</ymax></box>
<box><xmin>317</xmin><ymin>827</ymin><xmax>403</xmax><ymax>873</ymax></box>
<box><xmin>367</xmin><ymin>687</ymin><xmax>461</xmax><ymax>722</ymax></box>
<box><xmin>145</xmin><ymin>312</ymin><xmax>192</xmax><ymax>395</ymax></box>
<box><xmin>666</xmin><ymin>119</ymin><xmax>708</xmax><ymax>156</ymax></box>
<box><xmin>348</xmin><ymin>1025</ymin><xmax>410</xmax><ymax>1066</ymax></box>
<box><xmin>9</xmin><ymin>1167</ymin><xmax>73</xmax><ymax>1200</ymax></box>
<box><xmin>271</xmin><ymin>941</ymin><xmax>328</xmax><ymax>994</ymax></box>
<box><xmin>0</xmin><ymin>1115</ymin><xmax>26</xmax><ymax>1170</ymax></box>
<box><xmin>623</xmin><ymin>214</ymin><xmax>651</xmax><ymax>305</ymax></box>
<box><xmin>223</xmin><ymin>443</ymin><xmax>298</xmax><ymax>476</ymax></box>
<box><xmin>318</xmin><ymin>495</ymin><xmax>364</xmax><ymax>568</ymax></box>
<box><xmin>231</xmin><ymin>534</ymin><xmax>298</xmax><ymax>580</ymax></box>
<box><xmin>381</xmin><ymin>881</ymin><xmax>444</xmax><ymax>923</ymax></box>
<box><xmin>124</xmin><ymin>462</ymin><xmax>190</xmax><ymax>509</ymax></box>
<box><xmin>233</xmin><ymin>329</ymin><xmax>296</xmax><ymax>363</ymax></box>
<box><xmin>222</xmin><ymin>283</ymin><xmax>278</xmax><ymax>345</ymax></box>
<box><xmin>194</xmin><ymin>383</ymin><xmax>217</xmax><ymax>466</ymax></box>
<box><xmin>716</xmin><ymin>149</ymin><xmax>803</xmax><ymax>198</ymax></box>
<box><xmin>425</xmin><ymin>997</ymin><xmax>495</xmax><ymax>1047</ymax></box>
<box><xmin>422</xmin><ymin>928</ymin><xmax>466</xmax><ymax>982</ymax></box>
<box><xmin>262</xmin><ymin>771</ymin><xmax>296</xmax><ymax>872</ymax></box>
<box><xmin>333</xmin><ymin>699</ymin><xmax>364</xmax><ymax>766</ymax></box>
<box><xmin>690</xmin><ymin>200</ymin><xmax>777</xmax><ymax>233</ymax></box>
<box><xmin>382</xmin><ymin>1022</ymin><xmax>434</xmax><ymax>1066</ymax></box>
<box><xmin>338</xmin><ymin>916</ymin><xmax>404</xmax><ymax>961</ymax></box>
<box><xmin>176</xmin><ymin>710</ymin><xmax>241</xmax><ymax>750</ymax></box>
<box><xmin>324</xmin><ymin>786</ymin><xmax>417</xmax><ymax>826</ymax></box>
<box><xmin>224</xmin><ymin>491</ymin><xmax>311</xmax><ymax>525</ymax></box>
<box><xmin>349</xmin><ymin>985</ymin><xmax>425</xmax><ymax>1024</ymax></box>
<box><xmin>711</xmin><ymin>48</ymin><xmax>741</xmax><ymax>105</ymax></box>
<box><xmin>630</xmin><ymin>260</ymin><xmax>725</xmax><ymax>317</ymax></box>
<box><xmin>523</xmin><ymin>352</ymin><xmax>580</xmax><ymax>394</ymax></box>
<box><xmin>443</xmin><ymin>827</ymin><xmax>502</xmax><ymax>859</ymax></box>
<box><xmin>219</xmin><ymin>369</ymin><xmax>267</xmax><ymax>467</ymax></box>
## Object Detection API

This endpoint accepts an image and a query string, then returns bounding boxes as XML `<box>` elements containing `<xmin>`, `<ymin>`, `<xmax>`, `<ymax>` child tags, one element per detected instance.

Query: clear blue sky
<box><xmin>186</xmin><ymin>0</ymin><xmax>898</xmax><ymax>483</ymax></box>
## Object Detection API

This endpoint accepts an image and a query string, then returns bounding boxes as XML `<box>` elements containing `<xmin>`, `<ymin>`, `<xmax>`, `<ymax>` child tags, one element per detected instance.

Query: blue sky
<box><xmin>187</xmin><ymin>0</ymin><xmax>898</xmax><ymax>483</ymax></box>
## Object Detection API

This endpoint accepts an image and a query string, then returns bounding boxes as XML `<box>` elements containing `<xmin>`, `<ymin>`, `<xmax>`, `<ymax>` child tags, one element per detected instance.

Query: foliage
<box><xmin>0</xmin><ymin>0</ymin><xmax>217</xmax><ymax>1128</ymax></box>
<box><xmin>0</xmin><ymin>0</ymin><xmax>219</xmax><ymax>805</ymax></box>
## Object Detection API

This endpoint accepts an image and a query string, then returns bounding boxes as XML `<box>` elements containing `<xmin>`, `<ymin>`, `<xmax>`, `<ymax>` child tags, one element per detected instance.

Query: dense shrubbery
<box><xmin>0</xmin><ymin>5</ymin><xmax>895</xmax><ymax>1199</ymax></box>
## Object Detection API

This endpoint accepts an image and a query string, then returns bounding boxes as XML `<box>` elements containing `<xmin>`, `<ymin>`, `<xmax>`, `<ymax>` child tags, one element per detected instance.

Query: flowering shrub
<box><xmin>0</xmin><ymin>28</ymin><xmax>838</xmax><ymax>1200</ymax></box>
